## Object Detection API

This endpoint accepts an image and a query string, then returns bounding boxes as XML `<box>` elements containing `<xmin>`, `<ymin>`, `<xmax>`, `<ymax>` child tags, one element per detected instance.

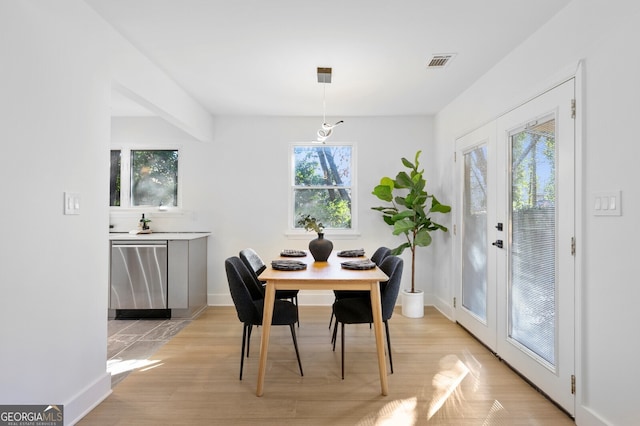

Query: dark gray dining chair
<box><xmin>370</xmin><ymin>246</ymin><xmax>392</xmax><ymax>265</ymax></box>
<box><xmin>225</xmin><ymin>256</ymin><xmax>303</xmax><ymax>380</ymax></box>
<box><xmin>329</xmin><ymin>246</ymin><xmax>392</xmax><ymax>330</ymax></box>
<box><xmin>331</xmin><ymin>255</ymin><xmax>403</xmax><ymax>379</ymax></box>
<box><xmin>240</xmin><ymin>248</ymin><xmax>300</xmax><ymax>326</ymax></box>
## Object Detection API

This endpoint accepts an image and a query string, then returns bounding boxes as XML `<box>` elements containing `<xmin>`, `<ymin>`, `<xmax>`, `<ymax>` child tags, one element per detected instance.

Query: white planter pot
<box><xmin>401</xmin><ymin>289</ymin><xmax>424</xmax><ymax>318</ymax></box>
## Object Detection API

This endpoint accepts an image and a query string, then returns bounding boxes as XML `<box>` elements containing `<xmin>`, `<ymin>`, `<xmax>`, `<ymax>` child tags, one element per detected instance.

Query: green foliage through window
<box><xmin>131</xmin><ymin>150</ymin><xmax>178</xmax><ymax>207</ymax></box>
<box><xmin>292</xmin><ymin>145</ymin><xmax>353</xmax><ymax>230</ymax></box>
<box><xmin>109</xmin><ymin>148</ymin><xmax>179</xmax><ymax>208</ymax></box>
<box><xmin>511</xmin><ymin>117</ymin><xmax>555</xmax><ymax>211</ymax></box>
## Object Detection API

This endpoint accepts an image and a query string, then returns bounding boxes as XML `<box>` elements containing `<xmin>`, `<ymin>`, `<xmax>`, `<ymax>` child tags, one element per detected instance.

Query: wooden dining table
<box><xmin>256</xmin><ymin>251</ymin><xmax>390</xmax><ymax>397</ymax></box>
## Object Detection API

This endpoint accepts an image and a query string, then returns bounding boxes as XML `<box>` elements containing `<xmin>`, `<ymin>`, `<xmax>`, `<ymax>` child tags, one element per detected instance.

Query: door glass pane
<box><xmin>462</xmin><ymin>146</ymin><xmax>488</xmax><ymax>321</ymax></box>
<box><xmin>509</xmin><ymin>115</ymin><xmax>556</xmax><ymax>366</ymax></box>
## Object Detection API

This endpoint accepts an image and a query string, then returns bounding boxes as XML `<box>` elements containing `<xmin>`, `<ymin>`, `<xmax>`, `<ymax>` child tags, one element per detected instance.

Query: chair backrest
<box><xmin>378</xmin><ymin>255</ymin><xmax>403</xmax><ymax>321</ymax></box>
<box><xmin>371</xmin><ymin>246</ymin><xmax>391</xmax><ymax>265</ymax></box>
<box><xmin>224</xmin><ymin>256</ymin><xmax>264</xmax><ymax>308</ymax></box>
<box><xmin>225</xmin><ymin>257</ymin><xmax>264</xmax><ymax>325</ymax></box>
<box><xmin>239</xmin><ymin>248</ymin><xmax>267</xmax><ymax>276</ymax></box>
<box><xmin>239</xmin><ymin>248</ymin><xmax>268</xmax><ymax>294</ymax></box>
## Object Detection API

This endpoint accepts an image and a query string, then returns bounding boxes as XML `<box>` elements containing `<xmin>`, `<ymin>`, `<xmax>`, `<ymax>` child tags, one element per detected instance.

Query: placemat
<box><xmin>271</xmin><ymin>259</ymin><xmax>307</xmax><ymax>271</ymax></box>
<box><xmin>280</xmin><ymin>249</ymin><xmax>307</xmax><ymax>257</ymax></box>
<box><xmin>340</xmin><ymin>259</ymin><xmax>376</xmax><ymax>270</ymax></box>
<box><xmin>337</xmin><ymin>248</ymin><xmax>365</xmax><ymax>257</ymax></box>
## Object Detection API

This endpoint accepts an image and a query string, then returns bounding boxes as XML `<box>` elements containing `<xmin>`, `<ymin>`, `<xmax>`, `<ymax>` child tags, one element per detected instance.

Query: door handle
<box><xmin>492</xmin><ymin>240</ymin><xmax>503</xmax><ymax>249</ymax></box>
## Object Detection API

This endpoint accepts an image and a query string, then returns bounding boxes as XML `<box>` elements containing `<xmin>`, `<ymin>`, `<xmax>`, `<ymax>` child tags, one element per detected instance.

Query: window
<box><xmin>291</xmin><ymin>144</ymin><xmax>355</xmax><ymax>231</ymax></box>
<box><xmin>110</xmin><ymin>148</ymin><xmax>179</xmax><ymax>208</ymax></box>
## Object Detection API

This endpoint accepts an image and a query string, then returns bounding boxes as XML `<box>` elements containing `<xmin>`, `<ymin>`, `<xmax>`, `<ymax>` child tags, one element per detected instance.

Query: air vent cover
<box><xmin>427</xmin><ymin>54</ymin><xmax>456</xmax><ymax>69</ymax></box>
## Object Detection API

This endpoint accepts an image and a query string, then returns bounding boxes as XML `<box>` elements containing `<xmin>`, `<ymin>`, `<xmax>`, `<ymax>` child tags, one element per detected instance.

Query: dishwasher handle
<box><xmin>112</xmin><ymin>243</ymin><xmax>167</xmax><ymax>249</ymax></box>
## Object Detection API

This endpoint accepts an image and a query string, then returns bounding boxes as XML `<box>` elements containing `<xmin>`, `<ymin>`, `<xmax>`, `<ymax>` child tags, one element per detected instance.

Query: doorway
<box><xmin>454</xmin><ymin>79</ymin><xmax>576</xmax><ymax>415</ymax></box>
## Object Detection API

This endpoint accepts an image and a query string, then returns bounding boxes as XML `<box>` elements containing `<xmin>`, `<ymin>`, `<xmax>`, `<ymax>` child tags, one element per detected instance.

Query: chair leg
<box><xmin>341</xmin><ymin>322</ymin><xmax>345</xmax><ymax>380</ymax></box>
<box><xmin>289</xmin><ymin>324</ymin><xmax>304</xmax><ymax>376</ymax></box>
<box><xmin>240</xmin><ymin>324</ymin><xmax>248</xmax><ymax>380</ymax></box>
<box><xmin>246</xmin><ymin>324</ymin><xmax>253</xmax><ymax>357</ymax></box>
<box><xmin>384</xmin><ymin>320</ymin><xmax>393</xmax><ymax>374</ymax></box>
<box><xmin>328</xmin><ymin>297</ymin><xmax>336</xmax><ymax>329</ymax></box>
<box><xmin>331</xmin><ymin>321</ymin><xmax>338</xmax><ymax>350</ymax></box>
<box><xmin>329</xmin><ymin>307</ymin><xmax>334</xmax><ymax>329</ymax></box>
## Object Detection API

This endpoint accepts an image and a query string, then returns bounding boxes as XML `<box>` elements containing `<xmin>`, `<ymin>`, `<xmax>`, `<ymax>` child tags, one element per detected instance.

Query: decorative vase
<box><xmin>308</xmin><ymin>232</ymin><xmax>333</xmax><ymax>262</ymax></box>
<box><xmin>401</xmin><ymin>289</ymin><xmax>424</xmax><ymax>318</ymax></box>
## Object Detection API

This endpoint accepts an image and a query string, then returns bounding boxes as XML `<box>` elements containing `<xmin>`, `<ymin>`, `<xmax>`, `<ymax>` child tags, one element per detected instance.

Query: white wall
<box><xmin>0</xmin><ymin>1</ymin><xmax>112</xmax><ymax>422</ymax></box>
<box><xmin>0</xmin><ymin>1</ymin><xmax>215</xmax><ymax>424</ymax></box>
<box><xmin>108</xmin><ymin>116</ymin><xmax>211</xmax><ymax>233</ymax></box>
<box><xmin>208</xmin><ymin>115</ymin><xmax>439</xmax><ymax>305</ymax></box>
<box><xmin>110</xmin><ymin>115</ymin><xmax>436</xmax><ymax>305</ymax></box>
<box><xmin>434</xmin><ymin>0</ymin><xmax>640</xmax><ymax>424</ymax></box>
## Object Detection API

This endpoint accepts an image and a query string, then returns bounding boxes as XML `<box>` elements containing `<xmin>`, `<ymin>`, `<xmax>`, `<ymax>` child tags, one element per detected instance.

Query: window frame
<box><xmin>110</xmin><ymin>144</ymin><xmax>183</xmax><ymax>212</ymax></box>
<box><xmin>287</xmin><ymin>142</ymin><xmax>358</xmax><ymax>237</ymax></box>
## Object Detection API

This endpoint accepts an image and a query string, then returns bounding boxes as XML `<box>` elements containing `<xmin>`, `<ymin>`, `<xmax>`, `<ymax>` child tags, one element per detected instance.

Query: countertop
<box><xmin>109</xmin><ymin>232</ymin><xmax>211</xmax><ymax>241</ymax></box>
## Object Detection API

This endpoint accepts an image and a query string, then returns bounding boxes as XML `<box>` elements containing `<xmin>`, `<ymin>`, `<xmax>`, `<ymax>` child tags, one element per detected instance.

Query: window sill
<box><xmin>109</xmin><ymin>208</ymin><xmax>185</xmax><ymax>218</ymax></box>
<box><xmin>285</xmin><ymin>230</ymin><xmax>361</xmax><ymax>240</ymax></box>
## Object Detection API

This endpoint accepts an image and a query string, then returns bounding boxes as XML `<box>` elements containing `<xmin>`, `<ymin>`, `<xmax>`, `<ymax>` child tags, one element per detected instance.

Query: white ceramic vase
<box><xmin>401</xmin><ymin>289</ymin><xmax>424</xmax><ymax>318</ymax></box>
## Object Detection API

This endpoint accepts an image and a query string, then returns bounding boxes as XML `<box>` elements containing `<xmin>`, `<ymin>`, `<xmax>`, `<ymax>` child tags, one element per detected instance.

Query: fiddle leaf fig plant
<box><xmin>372</xmin><ymin>150</ymin><xmax>451</xmax><ymax>293</ymax></box>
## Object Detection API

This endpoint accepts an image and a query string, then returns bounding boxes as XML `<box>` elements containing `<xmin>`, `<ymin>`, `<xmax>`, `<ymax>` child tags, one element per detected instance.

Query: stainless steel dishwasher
<box><xmin>110</xmin><ymin>240</ymin><xmax>168</xmax><ymax>317</ymax></box>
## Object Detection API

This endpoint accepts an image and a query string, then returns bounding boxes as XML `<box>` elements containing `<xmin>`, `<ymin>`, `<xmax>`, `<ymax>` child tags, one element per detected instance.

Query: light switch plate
<box><xmin>64</xmin><ymin>192</ymin><xmax>81</xmax><ymax>215</ymax></box>
<box><xmin>593</xmin><ymin>190</ymin><xmax>621</xmax><ymax>216</ymax></box>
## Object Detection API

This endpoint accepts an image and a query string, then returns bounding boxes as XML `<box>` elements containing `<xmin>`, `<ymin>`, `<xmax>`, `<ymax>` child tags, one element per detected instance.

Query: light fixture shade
<box><xmin>318</xmin><ymin>128</ymin><xmax>333</xmax><ymax>138</ymax></box>
<box><xmin>317</xmin><ymin>67</ymin><xmax>332</xmax><ymax>83</ymax></box>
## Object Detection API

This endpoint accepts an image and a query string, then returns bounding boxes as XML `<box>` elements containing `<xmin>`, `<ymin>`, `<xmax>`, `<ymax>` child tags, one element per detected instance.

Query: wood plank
<box><xmin>79</xmin><ymin>306</ymin><xmax>574</xmax><ymax>425</ymax></box>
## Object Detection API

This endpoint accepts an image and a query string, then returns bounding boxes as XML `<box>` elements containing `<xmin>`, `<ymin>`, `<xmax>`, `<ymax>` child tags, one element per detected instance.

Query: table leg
<box><xmin>369</xmin><ymin>282</ymin><xmax>389</xmax><ymax>396</ymax></box>
<box><xmin>256</xmin><ymin>282</ymin><xmax>276</xmax><ymax>396</ymax></box>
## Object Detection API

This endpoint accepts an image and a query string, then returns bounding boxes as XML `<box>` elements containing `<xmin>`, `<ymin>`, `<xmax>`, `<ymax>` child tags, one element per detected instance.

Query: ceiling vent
<box><xmin>426</xmin><ymin>54</ymin><xmax>456</xmax><ymax>69</ymax></box>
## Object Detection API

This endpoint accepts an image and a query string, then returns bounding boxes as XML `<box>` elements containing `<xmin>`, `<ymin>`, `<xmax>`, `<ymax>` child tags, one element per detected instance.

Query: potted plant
<box><xmin>138</xmin><ymin>213</ymin><xmax>152</xmax><ymax>233</ymax></box>
<box><xmin>371</xmin><ymin>150</ymin><xmax>451</xmax><ymax>317</ymax></box>
<box><xmin>297</xmin><ymin>214</ymin><xmax>333</xmax><ymax>261</ymax></box>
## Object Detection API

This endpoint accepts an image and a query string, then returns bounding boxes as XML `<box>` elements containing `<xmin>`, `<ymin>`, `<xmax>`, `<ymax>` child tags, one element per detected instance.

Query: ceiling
<box><xmin>86</xmin><ymin>0</ymin><xmax>572</xmax><ymax>117</ymax></box>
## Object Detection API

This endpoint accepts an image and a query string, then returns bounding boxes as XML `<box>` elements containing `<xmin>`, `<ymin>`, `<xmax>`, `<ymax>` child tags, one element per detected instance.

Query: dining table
<box><xmin>256</xmin><ymin>251</ymin><xmax>390</xmax><ymax>397</ymax></box>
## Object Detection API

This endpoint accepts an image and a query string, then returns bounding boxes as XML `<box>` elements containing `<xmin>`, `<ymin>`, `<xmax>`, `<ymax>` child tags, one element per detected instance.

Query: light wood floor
<box><xmin>80</xmin><ymin>306</ymin><xmax>575</xmax><ymax>425</ymax></box>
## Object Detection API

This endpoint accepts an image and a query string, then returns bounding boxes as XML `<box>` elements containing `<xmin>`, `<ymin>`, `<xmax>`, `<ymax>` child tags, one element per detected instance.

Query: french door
<box><xmin>455</xmin><ymin>122</ymin><xmax>498</xmax><ymax>350</ymax></box>
<box><xmin>455</xmin><ymin>79</ymin><xmax>575</xmax><ymax>414</ymax></box>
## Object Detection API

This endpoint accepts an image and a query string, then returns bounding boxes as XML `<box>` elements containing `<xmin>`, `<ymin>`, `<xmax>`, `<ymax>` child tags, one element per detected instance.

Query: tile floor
<box><xmin>107</xmin><ymin>318</ymin><xmax>190</xmax><ymax>386</ymax></box>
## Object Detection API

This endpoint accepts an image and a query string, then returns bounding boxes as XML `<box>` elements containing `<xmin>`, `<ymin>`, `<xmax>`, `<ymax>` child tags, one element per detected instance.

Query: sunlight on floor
<box><xmin>107</xmin><ymin>358</ymin><xmax>163</xmax><ymax>376</ymax></box>
<box><xmin>356</xmin><ymin>397</ymin><xmax>417</xmax><ymax>426</ymax></box>
<box><xmin>355</xmin><ymin>351</ymin><xmax>492</xmax><ymax>425</ymax></box>
<box><xmin>482</xmin><ymin>400</ymin><xmax>508</xmax><ymax>425</ymax></box>
<box><xmin>427</xmin><ymin>354</ymin><xmax>471</xmax><ymax>419</ymax></box>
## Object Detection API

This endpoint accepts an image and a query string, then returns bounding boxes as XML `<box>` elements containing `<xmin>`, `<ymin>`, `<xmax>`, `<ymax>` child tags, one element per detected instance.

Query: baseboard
<box><xmin>207</xmin><ymin>290</ymin><xmax>436</xmax><ymax>308</ymax></box>
<box><xmin>171</xmin><ymin>304</ymin><xmax>207</xmax><ymax>319</ymax></box>
<box><xmin>576</xmin><ymin>404</ymin><xmax>611</xmax><ymax>426</ymax></box>
<box><xmin>429</xmin><ymin>294</ymin><xmax>454</xmax><ymax>320</ymax></box>
<box><xmin>64</xmin><ymin>372</ymin><xmax>111</xmax><ymax>425</ymax></box>
<box><xmin>209</xmin><ymin>291</ymin><xmax>336</xmax><ymax>306</ymax></box>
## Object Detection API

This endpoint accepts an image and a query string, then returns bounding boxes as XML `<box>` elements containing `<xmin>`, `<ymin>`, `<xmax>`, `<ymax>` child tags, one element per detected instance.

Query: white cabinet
<box><xmin>109</xmin><ymin>233</ymin><xmax>209</xmax><ymax>319</ymax></box>
<box><xmin>168</xmin><ymin>237</ymin><xmax>208</xmax><ymax>318</ymax></box>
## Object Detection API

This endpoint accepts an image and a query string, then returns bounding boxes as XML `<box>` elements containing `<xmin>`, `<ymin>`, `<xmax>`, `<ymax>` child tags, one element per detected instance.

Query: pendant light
<box><xmin>315</xmin><ymin>67</ymin><xmax>343</xmax><ymax>143</ymax></box>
